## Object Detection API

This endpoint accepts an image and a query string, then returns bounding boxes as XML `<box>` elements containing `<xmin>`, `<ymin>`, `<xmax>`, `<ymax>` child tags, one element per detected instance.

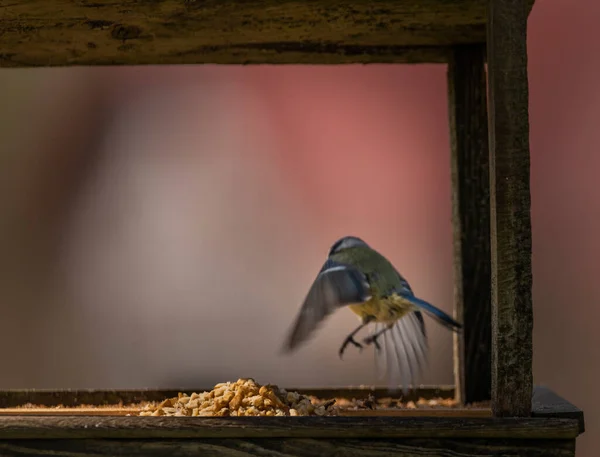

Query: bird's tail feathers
<box><xmin>405</xmin><ymin>295</ymin><xmax>462</xmax><ymax>331</ymax></box>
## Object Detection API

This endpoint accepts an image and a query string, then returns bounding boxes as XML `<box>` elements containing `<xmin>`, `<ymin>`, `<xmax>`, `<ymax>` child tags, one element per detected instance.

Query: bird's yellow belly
<box><xmin>348</xmin><ymin>294</ymin><xmax>414</xmax><ymax>324</ymax></box>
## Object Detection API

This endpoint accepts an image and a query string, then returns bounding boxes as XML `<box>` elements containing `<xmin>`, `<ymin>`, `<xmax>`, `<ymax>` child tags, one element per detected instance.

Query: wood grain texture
<box><xmin>0</xmin><ymin>386</ymin><xmax>583</xmax><ymax>421</ymax></box>
<box><xmin>0</xmin><ymin>388</ymin><xmax>583</xmax><ymax>456</ymax></box>
<box><xmin>0</xmin><ymin>408</ymin><xmax>493</xmax><ymax>418</ymax></box>
<box><xmin>0</xmin><ymin>0</ymin><xmax>491</xmax><ymax>66</ymax></box>
<box><xmin>487</xmin><ymin>0</ymin><xmax>535</xmax><ymax>417</ymax></box>
<box><xmin>532</xmin><ymin>387</ymin><xmax>585</xmax><ymax>434</ymax></box>
<box><xmin>0</xmin><ymin>438</ymin><xmax>577</xmax><ymax>457</ymax></box>
<box><xmin>448</xmin><ymin>44</ymin><xmax>492</xmax><ymax>406</ymax></box>
<box><xmin>0</xmin><ymin>386</ymin><xmax>455</xmax><ymax>408</ymax></box>
<box><xmin>0</xmin><ymin>415</ymin><xmax>581</xmax><ymax>439</ymax></box>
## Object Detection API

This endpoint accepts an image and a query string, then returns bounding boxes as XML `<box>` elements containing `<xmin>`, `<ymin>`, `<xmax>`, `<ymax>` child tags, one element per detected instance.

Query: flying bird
<box><xmin>282</xmin><ymin>236</ymin><xmax>462</xmax><ymax>393</ymax></box>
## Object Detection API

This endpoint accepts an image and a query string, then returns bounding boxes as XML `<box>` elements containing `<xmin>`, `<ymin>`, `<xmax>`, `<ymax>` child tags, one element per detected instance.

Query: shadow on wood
<box><xmin>448</xmin><ymin>43</ymin><xmax>492</xmax><ymax>406</ymax></box>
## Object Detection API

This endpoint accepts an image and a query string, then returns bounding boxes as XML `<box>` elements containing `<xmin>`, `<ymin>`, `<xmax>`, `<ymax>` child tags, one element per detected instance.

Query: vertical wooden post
<box><xmin>487</xmin><ymin>0</ymin><xmax>535</xmax><ymax>417</ymax></box>
<box><xmin>448</xmin><ymin>44</ymin><xmax>492</xmax><ymax>406</ymax></box>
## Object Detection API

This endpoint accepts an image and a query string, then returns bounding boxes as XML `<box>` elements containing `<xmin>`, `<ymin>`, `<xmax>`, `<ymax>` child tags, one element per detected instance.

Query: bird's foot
<box><xmin>339</xmin><ymin>336</ymin><xmax>363</xmax><ymax>359</ymax></box>
<box><xmin>362</xmin><ymin>334</ymin><xmax>381</xmax><ymax>351</ymax></box>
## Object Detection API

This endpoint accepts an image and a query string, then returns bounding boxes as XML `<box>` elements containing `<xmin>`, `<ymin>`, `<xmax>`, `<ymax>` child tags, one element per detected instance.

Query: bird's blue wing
<box><xmin>282</xmin><ymin>260</ymin><xmax>371</xmax><ymax>353</ymax></box>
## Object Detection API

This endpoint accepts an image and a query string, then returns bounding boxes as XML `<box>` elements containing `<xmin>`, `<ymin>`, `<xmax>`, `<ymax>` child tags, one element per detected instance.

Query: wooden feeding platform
<box><xmin>0</xmin><ymin>0</ymin><xmax>586</xmax><ymax>455</ymax></box>
<box><xmin>0</xmin><ymin>385</ymin><xmax>584</xmax><ymax>456</ymax></box>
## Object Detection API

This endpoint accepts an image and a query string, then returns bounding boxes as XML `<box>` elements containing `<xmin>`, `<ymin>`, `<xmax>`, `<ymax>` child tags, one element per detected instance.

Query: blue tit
<box><xmin>282</xmin><ymin>235</ymin><xmax>462</xmax><ymax>393</ymax></box>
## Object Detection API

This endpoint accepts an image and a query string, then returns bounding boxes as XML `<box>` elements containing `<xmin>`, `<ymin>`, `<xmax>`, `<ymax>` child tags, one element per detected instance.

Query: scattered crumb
<box><xmin>329</xmin><ymin>394</ymin><xmax>459</xmax><ymax>410</ymax></box>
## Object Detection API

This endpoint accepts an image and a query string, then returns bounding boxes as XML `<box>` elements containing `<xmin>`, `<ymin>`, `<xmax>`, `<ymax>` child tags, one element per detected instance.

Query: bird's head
<box><xmin>328</xmin><ymin>236</ymin><xmax>369</xmax><ymax>257</ymax></box>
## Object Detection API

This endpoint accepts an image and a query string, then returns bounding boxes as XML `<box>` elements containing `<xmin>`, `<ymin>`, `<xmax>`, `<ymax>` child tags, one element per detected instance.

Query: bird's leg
<box><xmin>362</xmin><ymin>323</ymin><xmax>394</xmax><ymax>351</ymax></box>
<box><xmin>339</xmin><ymin>318</ymin><xmax>373</xmax><ymax>359</ymax></box>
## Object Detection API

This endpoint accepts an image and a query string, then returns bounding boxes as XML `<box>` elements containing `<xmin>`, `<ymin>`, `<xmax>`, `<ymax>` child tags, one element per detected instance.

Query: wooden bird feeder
<box><xmin>0</xmin><ymin>0</ymin><xmax>585</xmax><ymax>456</ymax></box>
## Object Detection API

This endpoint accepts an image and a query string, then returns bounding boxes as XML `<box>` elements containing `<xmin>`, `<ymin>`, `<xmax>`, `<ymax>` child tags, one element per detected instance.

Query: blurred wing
<box><xmin>282</xmin><ymin>260</ymin><xmax>371</xmax><ymax>353</ymax></box>
<box><xmin>374</xmin><ymin>311</ymin><xmax>428</xmax><ymax>395</ymax></box>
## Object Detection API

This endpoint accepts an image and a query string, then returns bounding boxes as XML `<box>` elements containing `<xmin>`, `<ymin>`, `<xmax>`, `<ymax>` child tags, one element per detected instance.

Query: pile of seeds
<box><xmin>139</xmin><ymin>378</ymin><xmax>338</xmax><ymax>417</ymax></box>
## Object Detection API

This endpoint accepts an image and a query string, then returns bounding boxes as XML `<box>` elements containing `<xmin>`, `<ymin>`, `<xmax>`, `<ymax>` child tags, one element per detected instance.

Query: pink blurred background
<box><xmin>0</xmin><ymin>0</ymin><xmax>596</xmax><ymax>454</ymax></box>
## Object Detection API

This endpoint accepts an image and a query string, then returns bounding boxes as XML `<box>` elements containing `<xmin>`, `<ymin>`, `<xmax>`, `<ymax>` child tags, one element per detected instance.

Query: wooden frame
<box><xmin>0</xmin><ymin>386</ymin><xmax>585</xmax><ymax>456</ymax></box>
<box><xmin>1</xmin><ymin>0</ymin><xmax>489</xmax><ymax>66</ymax></box>
<box><xmin>0</xmin><ymin>0</ymin><xmax>585</xmax><ymax>455</ymax></box>
<box><xmin>486</xmin><ymin>0</ymin><xmax>535</xmax><ymax>418</ymax></box>
<box><xmin>448</xmin><ymin>43</ymin><xmax>491</xmax><ymax>406</ymax></box>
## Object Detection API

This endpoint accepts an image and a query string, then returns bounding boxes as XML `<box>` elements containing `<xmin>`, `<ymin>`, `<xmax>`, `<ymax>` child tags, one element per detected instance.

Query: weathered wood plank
<box><xmin>448</xmin><ymin>44</ymin><xmax>492</xmax><ymax>406</ymax></box>
<box><xmin>0</xmin><ymin>386</ymin><xmax>585</xmax><ymax>420</ymax></box>
<box><xmin>0</xmin><ymin>44</ymin><xmax>453</xmax><ymax>66</ymax></box>
<box><xmin>0</xmin><ymin>0</ymin><xmax>490</xmax><ymax>66</ymax></box>
<box><xmin>0</xmin><ymin>387</ymin><xmax>584</xmax><ymax>421</ymax></box>
<box><xmin>487</xmin><ymin>0</ymin><xmax>535</xmax><ymax>417</ymax></box>
<box><xmin>0</xmin><ymin>416</ymin><xmax>581</xmax><ymax>440</ymax></box>
<box><xmin>0</xmin><ymin>387</ymin><xmax>583</xmax><ymax>417</ymax></box>
<box><xmin>532</xmin><ymin>387</ymin><xmax>585</xmax><ymax>434</ymax></box>
<box><xmin>0</xmin><ymin>389</ymin><xmax>187</xmax><ymax>409</ymax></box>
<box><xmin>337</xmin><ymin>409</ymin><xmax>492</xmax><ymax>417</ymax></box>
<box><xmin>0</xmin><ymin>438</ymin><xmax>577</xmax><ymax>457</ymax></box>
<box><xmin>0</xmin><ymin>386</ymin><xmax>455</xmax><ymax>409</ymax></box>
<box><xmin>0</xmin><ymin>407</ymin><xmax>493</xmax><ymax>418</ymax></box>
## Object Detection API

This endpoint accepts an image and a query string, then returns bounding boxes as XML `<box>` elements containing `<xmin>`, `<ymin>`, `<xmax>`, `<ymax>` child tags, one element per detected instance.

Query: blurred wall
<box><xmin>0</xmin><ymin>65</ymin><xmax>455</xmax><ymax>389</ymax></box>
<box><xmin>0</xmin><ymin>0</ymin><xmax>597</xmax><ymax>455</ymax></box>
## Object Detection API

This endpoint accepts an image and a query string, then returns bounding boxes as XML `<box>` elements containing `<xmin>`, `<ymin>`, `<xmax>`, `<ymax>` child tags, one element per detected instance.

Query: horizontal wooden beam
<box><xmin>0</xmin><ymin>386</ymin><xmax>455</xmax><ymax>409</ymax></box>
<box><xmin>0</xmin><ymin>438</ymin><xmax>578</xmax><ymax>457</ymax></box>
<box><xmin>0</xmin><ymin>415</ymin><xmax>580</xmax><ymax>440</ymax></box>
<box><xmin>0</xmin><ymin>0</ymin><xmax>490</xmax><ymax>66</ymax></box>
<box><xmin>0</xmin><ymin>407</ymin><xmax>494</xmax><ymax>418</ymax></box>
<box><xmin>0</xmin><ymin>387</ymin><xmax>584</xmax><ymax>437</ymax></box>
